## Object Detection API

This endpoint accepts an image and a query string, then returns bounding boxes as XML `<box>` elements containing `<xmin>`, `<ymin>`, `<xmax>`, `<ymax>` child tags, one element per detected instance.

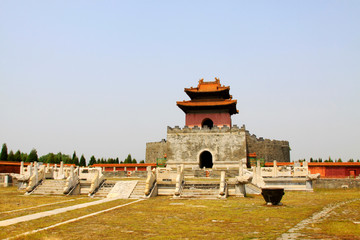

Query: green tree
<box><xmin>124</xmin><ymin>154</ymin><xmax>132</xmax><ymax>163</ymax></box>
<box><xmin>89</xmin><ymin>155</ymin><xmax>96</xmax><ymax>166</ymax></box>
<box><xmin>349</xmin><ymin>159</ymin><xmax>354</xmax><ymax>162</ymax></box>
<box><xmin>72</xmin><ymin>151</ymin><xmax>79</xmax><ymax>165</ymax></box>
<box><xmin>7</xmin><ymin>150</ymin><xmax>15</xmax><ymax>162</ymax></box>
<box><xmin>116</xmin><ymin>157</ymin><xmax>119</xmax><ymax>164</ymax></box>
<box><xmin>132</xmin><ymin>159</ymin><xmax>137</xmax><ymax>164</ymax></box>
<box><xmin>55</xmin><ymin>152</ymin><xmax>62</xmax><ymax>164</ymax></box>
<box><xmin>80</xmin><ymin>155</ymin><xmax>86</xmax><ymax>167</ymax></box>
<box><xmin>337</xmin><ymin>158</ymin><xmax>342</xmax><ymax>162</ymax></box>
<box><xmin>140</xmin><ymin>160</ymin><xmax>145</xmax><ymax>163</ymax></box>
<box><xmin>48</xmin><ymin>153</ymin><xmax>55</xmax><ymax>163</ymax></box>
<box><xmin>26</xmin><ymin>149</ymin><xmax>38</xmax><ymax>162</ymax></box>
<box><xmin>0</xmin><ymin>143</ymin><xmax>8</xmax><ymax>161</ymax></box>
<box><xmin>14</xmin><ymin>150</ymin><xmax>22</xmax><ymax>162</ymax></box>
<box><xmin>21</xmin><ymin>153</ymin><xmax>28</xmax><ymax>162</ymax></box>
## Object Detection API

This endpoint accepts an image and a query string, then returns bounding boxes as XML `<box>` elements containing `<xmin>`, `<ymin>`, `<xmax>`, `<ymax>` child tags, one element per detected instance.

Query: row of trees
<box><xmin>88</xmin><ymin>154</ymin><xmax>145</xmax><ymax>166</ymax></box>
<box><xmin>306</xmin><ymin>157</ymin><xmax>360</xmax><ymax>162</ymax></box>
<box><xmin>1</xmin><ymin>143</ymin><xmax>144</xmax><ymax>166</ymax></box>
<box><xmin>0</xmin><ymin>144</ymin><xmax>38</xmax><ymax>163</ymax></box>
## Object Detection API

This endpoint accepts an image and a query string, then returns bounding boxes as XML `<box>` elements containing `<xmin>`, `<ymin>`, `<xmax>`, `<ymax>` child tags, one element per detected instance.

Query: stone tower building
<box><xmin>146</xmin><ymin>78</ymin><xmax>290</xmax><ymax>167</ymax></box>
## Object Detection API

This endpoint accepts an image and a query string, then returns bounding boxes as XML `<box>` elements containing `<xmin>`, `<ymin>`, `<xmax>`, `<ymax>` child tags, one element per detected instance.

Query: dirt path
<box><xmin>278</xmin><ymin>198</ymin><xmax>360</xmax><ymax>240</ymax></box>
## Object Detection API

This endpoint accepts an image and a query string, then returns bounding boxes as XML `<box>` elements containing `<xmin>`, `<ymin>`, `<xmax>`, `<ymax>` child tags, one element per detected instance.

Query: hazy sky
<box><xmin>1</xmin><ymin>1</ymin><xmax>359</xmax><ymax>162</ymax></box>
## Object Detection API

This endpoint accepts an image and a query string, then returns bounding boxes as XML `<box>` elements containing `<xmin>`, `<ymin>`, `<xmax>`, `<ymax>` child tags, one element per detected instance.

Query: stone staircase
<box><xmin>179</xmin><ymin>180</ymin><xmax>220</xmax><ymax>199</ymax></box>
<box><xmin>129</xmin><ymin>180</ymin><xmax>146</xmax><ymax>199</ymax></box>
<box><xmin>157</xmin><ymin>184</ymin><xmax>175</xmax><ymax>196</ymax></box>
<box><xmin>31</xmin><ymin>179</ymin><xmax>67</xmax><ymax>195</ymax></box>
<box><xmin>80</xmin><ymin>181</ymin><xmax>92</xmax><ymax>195</ymax></box>
<box><xmin>93</xmin><ymin>181</ymin><xmax>116</xmax><ymax>198</ymax></box>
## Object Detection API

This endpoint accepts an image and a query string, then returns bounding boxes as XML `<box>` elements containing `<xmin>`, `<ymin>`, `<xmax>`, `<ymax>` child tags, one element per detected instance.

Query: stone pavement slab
<box><xmin>107</xmin><ymin>180</ymin><xmax>138</xmax><ymax>198</ymax></box>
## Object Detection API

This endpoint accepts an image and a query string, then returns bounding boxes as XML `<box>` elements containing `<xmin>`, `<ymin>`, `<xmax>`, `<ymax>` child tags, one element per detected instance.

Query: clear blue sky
<box><xmin>1</xmin><ymin>1</ymin><xmax>359</xmax><ymax>162</ymax></box>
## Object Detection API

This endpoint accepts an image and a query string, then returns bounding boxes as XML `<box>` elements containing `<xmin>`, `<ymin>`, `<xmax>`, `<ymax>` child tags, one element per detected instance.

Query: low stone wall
<box><xmin>0</xmin><ymin>173</ymin><xmax>14</xmax><ymax>187</ymax></box>
<box><xmin>103</xmin><ymin>171</ymin><xmax>148</xmax><ymax>178</ymax></box>
<box><xmin>313</xmin><ymin>178</ymin><xmax>360</xmax><ymax>189</ymax></box>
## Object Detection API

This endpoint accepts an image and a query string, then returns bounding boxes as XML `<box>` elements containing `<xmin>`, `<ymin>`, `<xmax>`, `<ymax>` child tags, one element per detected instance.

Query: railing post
<box><xmin>20</xmin><ymin>161</ymin><xmax>24</xmax><ymax>175</ymax></box>
<box><xmin>34</xmin><ymin>162</ymin><xmax>38</xmax><ymax>183</ymax></box>
<box><xmin>60</xmin><ymin>161</ymin><xmax>64</xmax><ymax>176</ymax></box>
<box><xmin>239</xmin><ymin>160</ymin><xmax>244</xmax><ymax>176</ymax></box>
<box><xmin>4</xmin><ymin>175</ymin><xmax>9</xmax><ymax>187</ymax></box>
<box><xmin>70</xmin><ymin>165</ymin><xmax>74</xmax><ymax>178</ymax></box>
<box><xmin>28</xmin><ymin>164</ymin><xmax>33</xmax><ymax>178</ymax></box>
<box><xmin>273</xmin><ymin>160</ymin><xmax>277</xmax><ymax>177</ymax></box>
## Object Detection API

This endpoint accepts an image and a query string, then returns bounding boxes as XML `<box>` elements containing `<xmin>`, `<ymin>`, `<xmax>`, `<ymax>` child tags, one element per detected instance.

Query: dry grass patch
<box><xmin>0</xmin><ymin>198</ymin><xmax>132</xmax><ymax>239</ymax></box>
<box><xmin>1</xmin><ymin>188</ymin><xmax>359</xmax><ymax>240</ymax></box>
<box><xmin>0</xmin><ymin>187</ymin><xmax>96</xmax><ymax>221</ymax></box>
<box><xmin>13</xmin><ymin>189</ymin><xmax>360</xmax><ymax>240</ymax></box>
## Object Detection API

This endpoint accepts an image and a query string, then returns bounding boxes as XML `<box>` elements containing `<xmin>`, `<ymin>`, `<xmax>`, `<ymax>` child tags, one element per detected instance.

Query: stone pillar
<box><xmin>20</xmin><ymin>161</ymin><xmax>24</xmax><ymax>175</ymax></box>
<box><xmin>60</xmin><ymin>161</ymin><xmax>64</xmax><ymax>176</ymax></box>
<box><xmin>239</xmin><ymin>160</ymin><xmax>244</xmax><ymax>176</ymax></box>
<box><xmin>256</xmin><ymin>160</ymin><xmax>262</xmax><ymax>184</ymax></box>
<box><xmin>28</xmin><ymin>164</ymin><xmax>33</xmax><ymax>178</ymax></box>
<box><xmin>124</xmin><ymin>167</ymin><xmax>127</xmax><ymax>171</ymax></box>
<box><xmin>113</xmin><ymin>167</ymin><xmax>116</xmax><ymax>172</ymax></box>
<box><xmin>135</xmin><ymin>167</ymin><xmax>138</xmax><ymax>171</ymax></box>
<box><xmin>273</xmin><ymin>160</ymin><xmax>277</xmax><ymax>177</ymax></box>
<box><xmin>4</xmin><ymin>175</ymin><xmax>9</xmax><ymax>187</ymax></box>
<box><xmin>70</xmin><ymin>165</ymin><xmax>74</xmax><ymax>178</ymax></box>
<box><xmin>34</xmin><ymin>162</ymin><xmax>38</xmax><ymax>183</ymax></box>
<box><xmin>252</xmin><ymin>166</ymin><xmax>257</xmax><ymax>185</ymax></box>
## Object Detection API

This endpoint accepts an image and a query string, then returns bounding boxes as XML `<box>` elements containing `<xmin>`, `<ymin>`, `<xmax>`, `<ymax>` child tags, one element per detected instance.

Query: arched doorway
<box><xmin>202</xmin><ymin>118</ymin><xmax>214</xmax><ymax>129</ymax></box>
<box><xmin>199</xmin><ymin>151</ymin><xmax>213</xmax><ymax>168</ymax></box>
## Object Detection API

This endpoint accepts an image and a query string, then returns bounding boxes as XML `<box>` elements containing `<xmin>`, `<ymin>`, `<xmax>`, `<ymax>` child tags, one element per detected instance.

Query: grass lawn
<box><xmin>0</xmin><ymin>187</ymin><xmax>359</xmax><ymax>240</ymax></box>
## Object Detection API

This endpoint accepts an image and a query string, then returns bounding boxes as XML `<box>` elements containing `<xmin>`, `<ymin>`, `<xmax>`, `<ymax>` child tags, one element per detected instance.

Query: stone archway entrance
<box><xmin>202</xmin><ymin>118</ymin><xmax>213</xmax><ymax>129</ymax></box>
<box><xmin>199</xmin><ymin>151</ymin><xmax>213</xmax><ymax>168</ymax></box>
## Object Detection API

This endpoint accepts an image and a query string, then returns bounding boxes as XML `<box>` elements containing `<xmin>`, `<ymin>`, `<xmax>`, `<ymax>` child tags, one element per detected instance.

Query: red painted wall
<box><xmin>308</xmin><ymin>163</ymin><xmax>360</xmax><ymax>178</ymax></box>
<box><xmin>92</xmin><ymin>163</ymin><xmax>157</xmax><ymax>172</ymax></box>
<box><xmin>186</xmin><ymin>112</ymin><xmax>231</xmax><ymax>128</ymax></box>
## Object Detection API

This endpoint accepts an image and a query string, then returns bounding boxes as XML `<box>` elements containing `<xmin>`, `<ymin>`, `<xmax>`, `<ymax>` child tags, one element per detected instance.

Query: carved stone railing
<box><xmin>174</xmin><ymin>165</ymin><xmax>184</xmax><ymax>196</ymax></box>
<box><xmin>259</xmin><ymin>161</ymin><xmax>310</xmax><ymax>178</ymax></box>
<box><xmin>88</xmin><ymin>168</ymin><xmax>105</xmax><ymax>195</ymax></box>
<box><xmin>293</xmin><ymin>167</ymin><xmax>308</xmax><ymax>177</ymax></box>
<box><xmin>26</xmin><ymin>164</ymin><xmax>45</xmax><ymax>193</ymax></box>
<box><xmin>63</xmin><ymin>166</ymin><xmax>79</xmax><ymax>194</ymax></box>
<box><xmin>219</xmin><ymin>171</ymin><xmax>227</xmax><ymax>197</ymax></box>
<box><xmin>145</xmin><ymin>167</ymin><xmax>156</xmax><ymax>196</ymax></box>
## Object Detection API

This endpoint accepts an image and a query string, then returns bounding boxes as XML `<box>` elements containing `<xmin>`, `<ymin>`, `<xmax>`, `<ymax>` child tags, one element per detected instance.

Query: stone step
<box><xmin>80</xmin><ymin>188</ymin><xmax>90</xmax><ymax>194</ymax></box>
<box><xmin>32</xmin><ymin>190</ymin><xmax>64</xmax><ymax>195</ymax></box>
<box><xmin>181</xmin><ymin>191</ymin><xmax>218</xmax><ymax>196</ymax></box>
<box><xmin>179</xmin><ymin>195</ymin><xmax>218</xmax><ymax>199</ymax></box>
<box><xmin>158</xmin><ymin>188</ymin><xmax>174</xmax><ymax>195</ymax></box>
